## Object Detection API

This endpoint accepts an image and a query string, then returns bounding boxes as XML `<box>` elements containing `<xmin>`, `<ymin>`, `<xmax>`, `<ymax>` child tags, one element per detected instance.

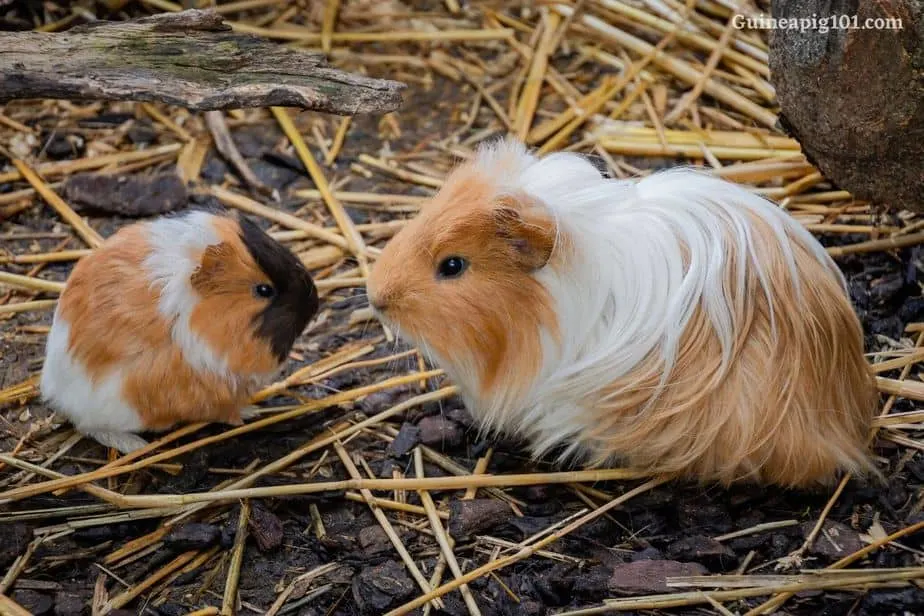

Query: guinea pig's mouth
<box><xmin>369</xmin><ymin>305</ymin><xmax>395</xmax><ymax>329</ymax></box>
<box><xmin>368</xmin><ymin>305</ymin><xmax>412</xmax><ymax>342</ymax></box>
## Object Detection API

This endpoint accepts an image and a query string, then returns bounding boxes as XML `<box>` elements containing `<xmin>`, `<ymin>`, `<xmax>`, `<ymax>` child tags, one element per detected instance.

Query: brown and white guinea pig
<box><xmin>367</xmin><ymin>137</ymin><xmax>880</xmax><ymax>489</ymax></box>
<box><xmin>39</xmin><ymin>209</ymin><xmax>319</xmax><ymax>454</ymax></box>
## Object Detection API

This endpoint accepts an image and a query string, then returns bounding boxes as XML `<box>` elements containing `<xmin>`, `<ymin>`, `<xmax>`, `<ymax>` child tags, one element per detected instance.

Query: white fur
<box><xmin>40</xmin><ymin>311</ymin><xmax>149</xmax><ymax>453</ymax></box>
<box><xmin>142</xmin><ymin>210</ymin><xmax>231</xmax><ymax>379</ymax></box>
<box><xmin>458</xmin><ymin>139</ymin><xmax>844</xmax><ymax>460</ymax></box>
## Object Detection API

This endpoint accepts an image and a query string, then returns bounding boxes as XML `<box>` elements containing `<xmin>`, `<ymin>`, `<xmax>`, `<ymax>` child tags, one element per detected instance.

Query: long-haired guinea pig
<box><xmin>40</xmin><ymin>209</ymin><xmax>319</xmax><ymax>454</ymax></box>
<box><xmin>367</xmin><ymin>137</ymin><xmax>880</xmax><ymax>489</ymax></box>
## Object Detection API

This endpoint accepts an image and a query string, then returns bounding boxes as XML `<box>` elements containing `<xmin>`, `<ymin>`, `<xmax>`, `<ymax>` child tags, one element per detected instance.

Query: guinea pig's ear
<box><xmin>190</xmin><ymin>242</ymin><xmax>234</xmax><ymax>292</ymax></box>
<box><xmin>492</xmin><ymin>200</ymin><xmax>555</xmax><ymax>271</ymax></box>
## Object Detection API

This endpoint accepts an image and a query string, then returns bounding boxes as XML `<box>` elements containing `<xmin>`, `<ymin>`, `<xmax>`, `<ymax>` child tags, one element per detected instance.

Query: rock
<box><xmin>860</xmin><ymin>588</ymin><xmax>924</xmax><ymax>614</ymax></box>
<box><xmin>665</xmin><ymin>535</ymin><xmax>735</xmax><ymax>568</ymax></box>
<box><xmin>0</xmin><ymin>523</ymin><xmax>31</xmax><ymax>569</ymax></box>
<box><xmin>359</xmin><ymin>388</ymin><xmax>408</xmax><ymax>415</ymax></box>
<box><xmin>53</xmin><ymin>591</ymin><xmax>87</xmax><ymax>616</ymax></box>
<box><xmin>127</xmin><ymin>121</ymin><xmax>159</xmax><ymax>145</ymax></box>
<box><xmin>231</xmin><ymin>124</ymin><xmax>283</xmax><ymax>159</ymax></box>
<box><xmin>386</xmin><ymin>422</ymin><xmax>420</xmax><ymax>457</ymax></box>
<box><xmin>570</xmin><ymin>565</ymin><xmax>613</xmax><ymax>601</ymax></box>
<box><xmin>432</xmin><ymin>594</ymin><xmax>468</xmax><ymax>616</ymax></box>
<box><xmin>72</xmin><ymin>522</ymin><xmax>144</xmax><ymax>545</ymax></box>
<box><xmin>769</xmin><ymin>0</ymin><xmax>924</xmax><ymax>213</ymax></box>
<box><xmin>63</xmin><ymin>172</ymin><xmax>188</xmax><ymax>217</ymax></box>
<box><xmin>351</xmin><ymin>560</ymin><xmax>416</xmax><ymax>614</ymax></box>
<box><xmin>164</xmin><ymin>523</ymin><xmax>221</xmax><ymax>551</ymax></box>
<box><xmin>802</xmin><ymin>520</ymin><xmax>865</xmax><ymax>560</ymax></box>
<box><xmin>532</xmin><ymin>563</ymin><xmax>576</xmax><ymax>606</ymax></box>
<box><xmin>12</xmin><ymin>590</ymin><xmax>53</xmax><ymax>616</ymax></box>
<box><xmin>770</xmin><ymin>532</ymin><xmax>795</xmax><ymax>557</ymax></box>
<box><xmin>262</xmin><ymin>151</ymin><xmax>306</xmax><ymax>174</ymax></box>
<box><xmin>520</xmin><ymin>485</ymin><xmax>562</xmax><ymax>517</ymax></box>
<box><xmin>44</xmin><ymin>133</ymin><xmax>83</xmax><ymax>159</ymax></box>
<box><xmin>154</xmin><ymin>603</ymin><xmax>186</xmax><ymax>616</ymax></box>
<box><xmin>677</xmin><ymin>501</ymin><xmax>733</xmax><ymax>534</ymax></box>
<box><xmin>446</xmin><ymin>407</ymin><xmax>475</xmax><ymax>426</ymax></box>
<box><xmin>416</xmin><ymin>415</ymin><xmax>464</xmax><ymax>448</ymax></box>
<box><xmin>320</xmin><ymin>533</ymin><xmax>355</xmax><ymax>554</ymax></box>
<box><xmin>249</xmin><ymin>503</ymin><xmax>285</xmax><ymax>552</ymax></box>
<box><xmin>201</xmin><ymin>154</ymin><xmax>230</xmax><ymax>182</ymax></box>
<box><xmin>607</xmin><ymin>560</ymin><xmax>708</xmax><ymax>595</ymax></box>
<box><xmin>358</xmin><ymin>526</ymin><xmax>392</xmax><ymax>556</ymax></box>
<box><xmin>247</xmin><ymin>158</ymin><xmax>301</xmax><ymax>190</ymax></box>
<box><xmin>448</xmin><ymin>498</ymin><xmax>513</xmax><ymax>538</ymax></box>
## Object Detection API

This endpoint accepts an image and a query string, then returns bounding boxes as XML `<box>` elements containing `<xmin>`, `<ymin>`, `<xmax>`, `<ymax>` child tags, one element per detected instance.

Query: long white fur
<box><xmin>40</xmin><ymin>313</ymin><xmax>149</xmax><ymax>453</ymax></box>
<box><xmin>461</xmin><ymin>139</ymin><xmax>844</xmax><ymax>461</ymax></box>
<box><xmin>142</xmin><ymin>210</ymin><xmax>232</xmax><ymax>379</ymax></box>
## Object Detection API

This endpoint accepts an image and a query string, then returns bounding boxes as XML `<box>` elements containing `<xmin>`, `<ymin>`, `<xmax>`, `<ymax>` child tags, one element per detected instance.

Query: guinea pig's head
<box><xmin>366</xmin><ymin>140</ymin><xmax>569</xmax><ymax>404</ymax></box>
<box><xmin>185</xmin><ymin>213</ymin><xmax>319</xmax><ymax>376</ymax></box>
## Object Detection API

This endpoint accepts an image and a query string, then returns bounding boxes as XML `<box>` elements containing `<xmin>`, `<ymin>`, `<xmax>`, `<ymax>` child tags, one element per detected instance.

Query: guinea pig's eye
<box><xmin>436</xmin><ymin>256</ymin><xmax>468</xmax><ymax>279</ymax></box>
<box><xmin>253</xmin><ymin>283</ymin><xmax>276</xmax><ymax>299</ymax></box>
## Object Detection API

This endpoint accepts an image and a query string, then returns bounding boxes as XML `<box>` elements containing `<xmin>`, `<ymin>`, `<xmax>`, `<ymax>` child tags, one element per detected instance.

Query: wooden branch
<box><xmin>0</xmin><ymin>9</ymin><xmax>405</xmax><ymax>115</ymax></box>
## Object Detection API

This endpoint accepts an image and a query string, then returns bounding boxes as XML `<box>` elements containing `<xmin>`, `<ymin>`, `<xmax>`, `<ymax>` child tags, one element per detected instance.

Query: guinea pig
<box><xmin>366</xmin><ymin>137</ymin><xmax>880</xmax><ymax>489</ymax></box>
<box><xmin>40</xmin><ymin>209</ymin><xmax>319</xmax><ymax>454</ymax></box>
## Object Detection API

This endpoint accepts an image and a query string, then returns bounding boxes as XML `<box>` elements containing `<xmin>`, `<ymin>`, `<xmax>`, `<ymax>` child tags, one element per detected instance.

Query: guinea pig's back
<box><xmin>580</xmin><ymin>170</ymin><xmax>878</xmax><ymax>487</ymax></box>
<box><xmin>688</xmin><ymin>212</ymin><xmax>877</xmax><ymax>486</ymax></box>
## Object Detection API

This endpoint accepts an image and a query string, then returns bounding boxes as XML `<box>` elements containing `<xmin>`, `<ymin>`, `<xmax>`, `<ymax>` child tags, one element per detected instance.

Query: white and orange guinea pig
<box><xmin>367</xmin><ymin>137</ymin><xmax>880</xmax><ymax>489</ymax></box>
<box><xmin>40</xmin><ymin>209</ymin><xmax>319</xmax><ymax>454</ymax></box>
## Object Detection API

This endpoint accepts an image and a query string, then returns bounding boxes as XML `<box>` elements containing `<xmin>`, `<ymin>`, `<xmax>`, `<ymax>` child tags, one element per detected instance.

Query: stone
<box><xmin>448</xmin><ymin>498</ymin><xmax>513</xmax><ymax>538</ymax></box>
<box><xmin>607</xmin><ymin>560</ymin><xmax>708</xmax><ymax>595</ymax></box>
<box><xmin>163</xmin><ymin>523</ymin><xmax>221</xmax><ymax>551</ymax></box>
<box><xmin>351</xmin><ymin>560</ymin><xmax>416</xmax><ymax>614</ymax></box>
<box><xmin>416</xmin><ymin>415</ymin><xmax>464</xmax><ymax>448</ymax></box>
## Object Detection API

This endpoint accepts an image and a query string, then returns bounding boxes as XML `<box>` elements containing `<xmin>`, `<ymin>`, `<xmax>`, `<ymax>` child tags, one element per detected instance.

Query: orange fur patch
<box><xmin>580</xmin><ymin>214</ymin><xmax>879</xmax><ymax>488</ymax></box>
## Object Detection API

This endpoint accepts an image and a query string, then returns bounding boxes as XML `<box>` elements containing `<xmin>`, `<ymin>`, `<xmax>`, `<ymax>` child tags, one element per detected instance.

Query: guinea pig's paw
<box><xmin>224</xmin><ymin>406</ymin><xmax>261</xmax><ymax>427</ymax></box>
<box><xmin>238</xmin><ymin>405</ymin><xmax>262</xmax><ymax>421</ymax></box>
<box><xmin>86</xmin><ymin>430</ymin><xmax>150</xmax><ymax>454</ymax></box>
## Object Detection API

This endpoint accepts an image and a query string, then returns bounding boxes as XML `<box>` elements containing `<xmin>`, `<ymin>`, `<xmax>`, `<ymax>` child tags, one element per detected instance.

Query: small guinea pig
<box><xmin>40</xmin><ymin>209</ymin><xmax>319</xmax><ymax>454</ymax></box>
<box><xmin>367</xmin><ymin>137</ymin><xmax>880</xmax><ymax>489</ymax></box>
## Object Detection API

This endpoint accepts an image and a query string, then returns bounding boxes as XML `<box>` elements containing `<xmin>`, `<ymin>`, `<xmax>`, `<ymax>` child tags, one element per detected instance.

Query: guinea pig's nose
<box><xmin>370</xmin><ymin>297</ymin><xmax>388</xmax><ymax>312</ymax></box>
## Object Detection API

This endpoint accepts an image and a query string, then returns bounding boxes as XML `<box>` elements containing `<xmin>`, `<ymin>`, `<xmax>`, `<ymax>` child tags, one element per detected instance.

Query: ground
<box><xmin>2</xmin><ymin>1</ymin><xmax>924</xmax><ymax>615</ymax></box>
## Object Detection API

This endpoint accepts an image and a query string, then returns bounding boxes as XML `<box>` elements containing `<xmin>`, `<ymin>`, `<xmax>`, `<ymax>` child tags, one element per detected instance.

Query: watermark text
<box><xmin>733</xmin><ymin>13</ymin><xmax>903</xmax><ymax>33</ymax></box>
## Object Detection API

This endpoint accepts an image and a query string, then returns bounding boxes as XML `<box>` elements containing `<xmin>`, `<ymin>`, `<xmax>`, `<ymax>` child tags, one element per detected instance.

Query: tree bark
<box><xmin>769</xmin><ymin>1</ymin><xmax>924</xmax><ymax>212</ymax></box>
<box><xmin>0</xmin><ymin>9</ymin><xmax>405</xmax><ymax>116</ymax></box>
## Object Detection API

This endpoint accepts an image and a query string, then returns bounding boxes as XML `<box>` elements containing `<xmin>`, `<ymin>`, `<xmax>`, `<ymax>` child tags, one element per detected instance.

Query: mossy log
<box><xmin>0</xmin><ymin>9</ymin><xmax>405</xmax><ymax>115</ymax></box>
<box><xmin>769</xmin><ymin>1</ymin><xmax>924</xmax><ymax>212</ymax></box>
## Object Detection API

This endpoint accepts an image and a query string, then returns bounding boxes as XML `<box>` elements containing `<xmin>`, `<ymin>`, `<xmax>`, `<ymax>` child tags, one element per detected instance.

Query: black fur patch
<box><xmin>238</xmin><ymin>215</ymin><xmax>319</xmax><ymax>362</ymax></box>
